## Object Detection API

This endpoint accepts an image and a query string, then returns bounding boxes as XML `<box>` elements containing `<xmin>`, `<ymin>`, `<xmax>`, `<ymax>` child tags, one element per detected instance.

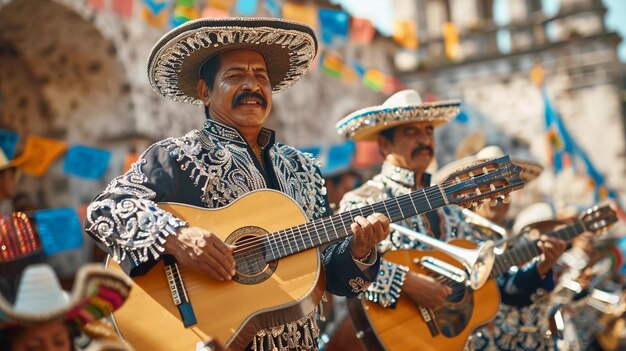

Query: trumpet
<box><xmin>461</xmin><ymin>208</ymin><xmax>511</xmax><ymax>254</ymax></box>
<box><xmin>390</xmin><ymin>223</ymin><xmax>496</xmax><ymax>289</ymax></box>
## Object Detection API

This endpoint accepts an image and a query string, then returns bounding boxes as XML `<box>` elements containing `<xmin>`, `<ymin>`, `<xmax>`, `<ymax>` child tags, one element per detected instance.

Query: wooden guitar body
<box><xmin>350</xmin><ymin>240</ymin><xmax>500</xmax><ymax>351</ymax></box>
<box><xmin>106</xmin><ymin>190</ymin><xmax>325</xmax><ymax>351</ymax></box>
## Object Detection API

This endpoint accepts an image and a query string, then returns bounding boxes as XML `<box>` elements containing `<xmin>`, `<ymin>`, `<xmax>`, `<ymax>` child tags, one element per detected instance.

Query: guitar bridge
<box><xmin>417</xmin><ymin>256</ymin><xmax>467</xmax><ymax>285</ymax></box>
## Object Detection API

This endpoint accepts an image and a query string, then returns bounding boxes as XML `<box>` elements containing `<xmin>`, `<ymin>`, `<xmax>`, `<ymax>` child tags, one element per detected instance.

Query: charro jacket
<box><xmin>85</xmin><ymin>118</ymin><xmax>379</xmax><ymax>350</ymax></box>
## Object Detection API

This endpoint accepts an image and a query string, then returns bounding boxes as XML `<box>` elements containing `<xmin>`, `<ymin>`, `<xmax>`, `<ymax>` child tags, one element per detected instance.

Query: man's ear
<box><xmin>377</xmin><ymin>134</ymin><xmax>391</xmax><ymax>157</ymax></box>
<box><xmin>197</xmin><ymin>80</ymin><xmax>210</xmax><ymax>106</ymax></box>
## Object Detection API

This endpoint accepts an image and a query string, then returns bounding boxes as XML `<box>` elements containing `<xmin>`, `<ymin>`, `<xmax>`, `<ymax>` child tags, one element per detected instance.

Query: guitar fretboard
<box><xmin>491</xmin><ymin>220</ymin><xmax>586</xmax><ymax>277</ymax></box>
<box><xmin>261</xmin><ymin>185</ymin><xmax>448</xmax><ymax>262</ymax></box>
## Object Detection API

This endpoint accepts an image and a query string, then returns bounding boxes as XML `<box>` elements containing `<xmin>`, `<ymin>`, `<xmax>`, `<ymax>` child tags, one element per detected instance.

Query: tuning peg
<box><xmin>471</xmin><ymin>202</ymin><xmax>480</xmax><ymax>208</ymax></box>
<box><xmin>501</xmin><ymin>195</ymin><xmax>511</xmax><ymax>204</ymax></box>
<box><xmin>489</xmin><ymin>198</ymin><xmax>499</xmax><ymax>207</ymax></box>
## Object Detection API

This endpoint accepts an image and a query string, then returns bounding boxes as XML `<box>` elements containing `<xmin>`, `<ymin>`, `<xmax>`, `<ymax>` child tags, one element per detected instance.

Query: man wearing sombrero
<box><xmin>85</xmin><ymin>17</ymin><xmax>389</xmax><ymax>350</ymax></box>
<box><xmin>335</xmin><ymin>90</ymin><xmax>565</xmax><ymax>345</ymax></box>
<box><xmin>337</xmin><ymin>90</ymin><xmax>477</xmax><ymax>311</ymax></box>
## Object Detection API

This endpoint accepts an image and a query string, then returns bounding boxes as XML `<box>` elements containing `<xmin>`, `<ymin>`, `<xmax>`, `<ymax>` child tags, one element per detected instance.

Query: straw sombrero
<box><xmin>0</xmin><ymin>263</ymin><xmax>132</xmax><ymax>328</ymax></box>
<box><xmin>147</xmin><ymin>17</ymin><xmax>318</xmax><ymax>105</ymax></box>
<box><xmin>335</xmin><ymin>90</ymin><xmax>461</xmax><ymax>141</ymax></box>
<box><xmin>433</xmin><ymin>145</ymin><xmax>544</xmax><ymax>185</ymax></box>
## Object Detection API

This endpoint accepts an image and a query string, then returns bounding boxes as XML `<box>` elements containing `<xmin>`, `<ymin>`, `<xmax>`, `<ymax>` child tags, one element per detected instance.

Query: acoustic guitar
<box><xmin>348</xmin><ymin>204</ymin><xmax>618</xmax><ymax>351</ymax></box>
<box><xmin>106</xmin><ymin>156</ymin><xmax>523</xmax><ymax>351</ymax></box>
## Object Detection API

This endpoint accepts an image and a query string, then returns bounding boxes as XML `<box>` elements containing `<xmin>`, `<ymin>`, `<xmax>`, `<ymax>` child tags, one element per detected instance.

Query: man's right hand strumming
<box><xmin>403</xmin><ymin>272</ymin><xmax>452</xmax><ymax>309</ymax></box>
<box><xmin>164</xmin><ymin>227</ymin><xmax>236</xmax><ymax>281</ymax></box>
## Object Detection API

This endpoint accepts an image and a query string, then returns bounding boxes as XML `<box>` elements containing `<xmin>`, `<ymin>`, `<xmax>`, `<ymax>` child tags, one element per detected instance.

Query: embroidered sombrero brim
<box><xmin>336</xmin><ymin>101</ymin><xmax>461</xmax><ymax>141</ymax></box>
<box><xmin>0</xmin><ymin>264</ymin><xmax>132</xmax><ymax>328</ymax></box>
<box><xmin>432</xmin><ymin>155</ymin><xmax>544</xmax><ymax>185</ymax></box>
<box><xmin>148</xmin><ymin>17</ymin><xmax>318</xmax><ymax>105</ymax></box>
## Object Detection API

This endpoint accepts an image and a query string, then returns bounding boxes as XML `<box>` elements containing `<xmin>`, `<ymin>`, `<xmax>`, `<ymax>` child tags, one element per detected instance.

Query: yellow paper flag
<box><xmin>443</xmin><ymin>22</ymin><xmax>460</xmax><ymax>60</ymax></box>
<box><xmin>393</xmin><ymin>20</ymin><xmax>418</xmax><ymax>50</ymax></box>
<box><xmin>12</xmin><ymin>136</ymin><xmax>68</xmax><ymax>177</ymax></box>
<box><xmin>282</xmin><ymin>3</ymin><xmax>318</xmax><ymax>29</ymax></box>
<box><xmin>530</xmin><ymin>63</ymin><xmax>545</xmax><ymax>87</ymax></box>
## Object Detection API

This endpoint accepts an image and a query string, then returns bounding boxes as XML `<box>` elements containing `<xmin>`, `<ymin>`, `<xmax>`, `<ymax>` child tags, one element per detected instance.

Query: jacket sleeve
<box><xmin>321</xmin><ymin>236</ymin><xmax>381</xmax><ymax>297</ymax></box>
<box><xmin>84</xmin><ymin>144</ymin><xmax>187</xmax><ymax>276</ymax></box>
<box><xmin>497</xmin><ymin>259</ymin><xmax>555</xmax><ymax>308</ymax></box>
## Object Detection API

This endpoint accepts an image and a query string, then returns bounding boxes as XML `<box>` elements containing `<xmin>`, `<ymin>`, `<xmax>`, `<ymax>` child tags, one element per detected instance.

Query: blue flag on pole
<box><xmin>63</xmin><ymin>145</ymin><xmax>111</xmax><ymax>180</ymax></box>
<box><xmin>34</xmin><ymin>208</ymin><xmax>83</xmax><ymax>255</ymax></box>
<box><xmin>0</xmin><ymin>129</ymin><xmax>18</xmax><ymax>159</ymax></box>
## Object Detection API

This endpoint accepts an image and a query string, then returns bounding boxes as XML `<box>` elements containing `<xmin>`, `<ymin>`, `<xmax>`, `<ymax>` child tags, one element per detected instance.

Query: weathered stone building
<box><xmin>0</xmin><ymin>0</ymin><xmax>623</xmax><ymax>273</ymax></box>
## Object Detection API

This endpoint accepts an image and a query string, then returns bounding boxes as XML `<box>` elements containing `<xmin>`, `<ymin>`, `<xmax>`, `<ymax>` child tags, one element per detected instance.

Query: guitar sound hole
<box><xmin>226</xmin><ymin>226</ymin><xmax>278</xmax><ymax>285</ymax></box>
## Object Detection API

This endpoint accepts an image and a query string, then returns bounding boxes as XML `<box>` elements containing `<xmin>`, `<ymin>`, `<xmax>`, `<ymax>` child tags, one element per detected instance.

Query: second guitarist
<box><xmin>334</xmin><ymin>92</ymin><xmax>566</xmax><ymax>350</ymax></box>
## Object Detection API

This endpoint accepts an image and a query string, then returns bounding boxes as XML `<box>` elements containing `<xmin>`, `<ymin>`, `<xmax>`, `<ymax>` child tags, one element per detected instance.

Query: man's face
<box><xmin>378</xmin><ymin>122</ymin><xmax>435</xmax><ymax>174</ymax></box>
<box><xmin>203</xmin><ymin>49</ymin><xmax>272</xmax><ymax>131</ymax></box>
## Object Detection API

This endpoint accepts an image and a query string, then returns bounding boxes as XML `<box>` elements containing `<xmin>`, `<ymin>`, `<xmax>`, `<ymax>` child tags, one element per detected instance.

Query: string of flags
<box><xmin>0</xmin><ymin>130</ymin><xmax>114</xmax><ymax>180</ymax></box>
<box><xmin>87</xmin><ymin>0</ymin><xmax>464</xmax><ymax>93</ymax></box>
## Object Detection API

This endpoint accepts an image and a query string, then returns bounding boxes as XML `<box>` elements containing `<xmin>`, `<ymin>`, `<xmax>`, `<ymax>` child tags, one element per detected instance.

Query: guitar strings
<box><xmin>229</xmin><ymin>165</ymin><xmax>507</xmax><ymax>256</ymax></box>
<box><xmin>232</xmin><ymin>173</ymin><xmax>506</xmax><ymax>261</ymax></box>
<box><xmin>230</xmin><ymin>171</ymin><xmax>511</xmax><ymax>267</ymax></box>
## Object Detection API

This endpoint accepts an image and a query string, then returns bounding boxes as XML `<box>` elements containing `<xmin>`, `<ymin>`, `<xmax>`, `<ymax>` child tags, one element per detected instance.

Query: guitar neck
<box><xmin>264</xmin><ymin>185</ymin><xmax>447</xmax><ymax>261</ymax></box>
<box><xmin>491</xmin><ymin>219</ymin><xmax>587</xmax><ymax>277</ymax></box>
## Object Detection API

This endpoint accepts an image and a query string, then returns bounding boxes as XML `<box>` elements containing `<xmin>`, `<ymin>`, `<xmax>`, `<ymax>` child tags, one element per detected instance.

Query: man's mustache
<box><xmin>232</xmin><ymin>91</ymin><xmax>268</xmax><ymax>109</ymax></box>
<box><xmin>411</xmin><ymin>145</ymin><xmax>434</xmax><ymax>158</ymax></box>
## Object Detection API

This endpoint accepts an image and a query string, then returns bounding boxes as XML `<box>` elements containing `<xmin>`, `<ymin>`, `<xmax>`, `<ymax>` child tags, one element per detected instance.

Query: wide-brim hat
<box><xmin>512</xmin><ymin>202</ymin><xmax>556</xmax><ymax>235</ymax></box>
<box><xmin>335</xmin><ymin>90</ymin><xmax>461</xmax><ymax>141</ymax></box>
<box><xmin>432</xmin><ymin>145</ymin><xmax>544</xmax><ymax>185</ymax></box>
<box><xmin>147</xmin><ymin>17</ymin><xmax>318</xmax><ymax>105</ymax></box>
<box><xmin>0</xmin><ymin>263</ymin><xmax>132</xmax><ymax>328</ymax></box>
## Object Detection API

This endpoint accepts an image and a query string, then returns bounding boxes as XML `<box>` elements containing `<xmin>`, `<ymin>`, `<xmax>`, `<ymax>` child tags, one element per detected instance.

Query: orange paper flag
<box><xmin>123</xmin><ymin>152</ymin><xmax>140</xmax><ymax>173</ymax></box>
<box><xmin>350</xmin><ymin>17</ymin><xmax>375</xmax><ymax>44</ymax></box>
<box><xmin>530</xmin><ymin>63</ymin><xmax>545</xmax><ymax>87</ymax></box>
<box><xmin>207</xmin><ymin>0</ymin><xmax>235</xmax><ymax>11</ymax></box>
<box><xmin>443</xmin><ymin>22</ymin><xmax>460</xmax><ymax>60</ymax></box>
<box><xmin>12</xmin><ymin>136</ymin><xmax>68</xmax><ymax>177</ymax></box>
<box><xmin>393</xmin><ymin>20</ymin><xmax>418</xmax><ymax>50</ymax></box>
<box><xmin>282</xmin><ymin>3</ymin><xmax>318</xmax><ymax>29</ymax></box>
<box><xmin>142</xmin><ymin>6</ymin><xmax>168</xmax><ymax>27</ymax></box>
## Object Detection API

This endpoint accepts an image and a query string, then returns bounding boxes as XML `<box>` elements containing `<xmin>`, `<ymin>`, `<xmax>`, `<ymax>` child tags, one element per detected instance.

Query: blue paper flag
<box><xmin>144</xmin><ymin>0</ymin><xmax>169</xmax><ymax>14</ymax></box>
<box><xmin>63</xmin><ymin>145</ymin><xmax>111</xmax><ymax>180</ymax></box>
<box><xmin>264</xmin><ymin>0</ymin><xmax>280</xmax><ymax>17</ymax></box>
<box><xmin>35</xmin><ymin>208</ymin><xmax>83</xmax><ymax>255</ymax></box>
<box><xmin>235</xmin><ymin>0</ymin><xmax>257</xmax><ymax>15</ymax></box>
<box><xmin>318</xmin><ymin>8</ymin><xmax>349</xmax><ymax>45</ymax></box>
<box><xmin>0</xmin><ymin>129</ymin><xmax>19</xmax><ymax>159</ymax></box>
<box><xmin>455</xmin><ymin>110</ymin><xmax>469</xmax><ymax>124</ymax></box>
<box><xmin>323</xmin><ymin>141</ymin><xmax>355</xmax><ymax>177</ymax></box>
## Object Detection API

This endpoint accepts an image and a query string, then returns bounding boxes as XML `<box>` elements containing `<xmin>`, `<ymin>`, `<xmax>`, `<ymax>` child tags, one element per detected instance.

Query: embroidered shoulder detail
<box><xmin>161</xmin><ymin>130</ymin><xmax>267</xmax><ymax>208</ymax></box>
<box><xmin>365</xmin><ymin>259</ymin><xmax>409</xmax><ymax>308</ymax></box>
<box><xmin>271</xmin><ymin>144</ymin><xmax>327</xmax><ymax>220</ymax></box>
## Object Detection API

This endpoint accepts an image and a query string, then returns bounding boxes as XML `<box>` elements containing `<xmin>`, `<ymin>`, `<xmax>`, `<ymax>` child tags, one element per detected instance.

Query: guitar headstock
<box><xmin>580</xmin><ymin>204</ymin><xmax>618</xmax><ymax>234</ymax></box>
<box><xmin>439</xmin><ymin>155</ymin><xmax>525</xmax><ymax>209</ymax></box>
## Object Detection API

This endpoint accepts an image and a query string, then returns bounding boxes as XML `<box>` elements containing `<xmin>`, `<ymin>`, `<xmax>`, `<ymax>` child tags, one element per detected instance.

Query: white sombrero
<box><xmin>147</xmin><ymin>17</ymin><xmax>318</xmax><ymax>105</ymax></box>
<box><xmin>433</xmin><ymin>145</ymin><xmax>544</xmax><ymax>185</ymax></box>
<box><xmin>512</xmin><ymin>202</ymin><xmax>557</xmax><ymax>234</ymax></box>
<box><xmin>335</xmin><ymin>90</ymin><xmax>461</xmax><ymax>141</ymax></box>
<box><xmin>0</xmin><ymin>264</ymin><xmax>132</xmax><ymax>328</ymax></box>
